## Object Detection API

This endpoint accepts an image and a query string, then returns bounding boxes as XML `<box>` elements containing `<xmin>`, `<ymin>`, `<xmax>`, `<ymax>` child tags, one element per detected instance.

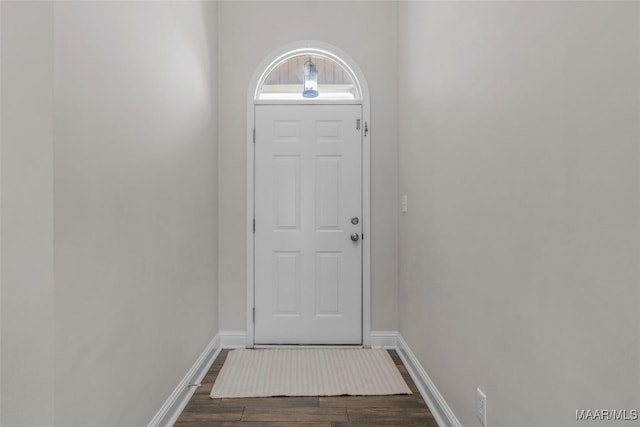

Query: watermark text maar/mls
<box><xmin>576</xmin><ymin>409</ymin><xmax>639</xmax><ymax>422</ymax></box>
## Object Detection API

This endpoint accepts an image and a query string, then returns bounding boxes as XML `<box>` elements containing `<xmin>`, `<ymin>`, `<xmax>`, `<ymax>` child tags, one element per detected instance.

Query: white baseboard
<box><xmin>222</xmin><ymin>331</ymin><xmax>397</xmax><ymax>349</ymax></box>
<box><xmin>219</xmin><ymin>330</ymin><xmax>249</xmax><ymax>348</ymax></box>
<box><xmin>396</xmin><ymin>334</ymin><xmax>462</xmax><ymax>427</ymax></box>
<box><xmin>223</xmin><ymin>330</ymin><xmax>374</xmax><ymax>349</ymax></box>
<box><xmin>369</xmin><ymin>330</ymin><xmax>399</xmax><ymax>348</ymax></box>
<box><xmin>225</xmin><ymin>331</ymin><xmax>392</xmax><ymax>349</ymax></box>
<box><xmin>147</xmin><ymin>334</ymin><xmax>221</xmax><ymax>427</ymax></box>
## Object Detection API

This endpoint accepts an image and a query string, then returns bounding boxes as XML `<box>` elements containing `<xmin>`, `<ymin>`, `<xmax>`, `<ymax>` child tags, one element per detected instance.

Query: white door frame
<box><xmin>246</xmin><ymin>40</ymin><xmax>371</xmax><ymax>347</ymax></box>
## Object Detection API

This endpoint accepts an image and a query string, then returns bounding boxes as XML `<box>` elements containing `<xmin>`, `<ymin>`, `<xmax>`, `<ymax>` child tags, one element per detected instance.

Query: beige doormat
<box><xmin>209</xmin><ymin>348</ymin><xmax>412</xmax><ymax>399</ymax></box>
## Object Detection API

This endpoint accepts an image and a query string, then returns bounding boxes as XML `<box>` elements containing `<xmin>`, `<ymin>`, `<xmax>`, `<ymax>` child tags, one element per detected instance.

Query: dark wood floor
<box><xmin>175</xmin><ymin>349</ymin><xmax>438</xmax><ymax>427</ymax></box>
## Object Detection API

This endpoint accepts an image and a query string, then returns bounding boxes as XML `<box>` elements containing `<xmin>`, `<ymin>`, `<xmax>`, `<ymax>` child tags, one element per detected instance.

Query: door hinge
<box><xmin>364</xmin><ymin>122</ymin><xmax>369</xmax><ymax>137</ymax></box>
<box><xmin>253</xmin><ymin>218</ymin><xmax>255</xmax><ymax>233</ymax></box>
<box><xmin>253</xmin><ymin>128</ymin><xmax>256</xmax><ymax>144</ymax></box>
<box><xmin>252</xmin><ymin>307</ymin><xmax>255</xmax><ymax>323</ymax></box>
<box><xmin>356</xmin><ymin>119</ymin><xmax>361</xmax><ymax>130</ymax></box>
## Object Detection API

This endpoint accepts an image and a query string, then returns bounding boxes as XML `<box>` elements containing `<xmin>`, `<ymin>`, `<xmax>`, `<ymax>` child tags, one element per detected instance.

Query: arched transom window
<box><xmin>256</xmin><ymin>51</ymin><xmax>361</xmax><ymax>101</ymax></box>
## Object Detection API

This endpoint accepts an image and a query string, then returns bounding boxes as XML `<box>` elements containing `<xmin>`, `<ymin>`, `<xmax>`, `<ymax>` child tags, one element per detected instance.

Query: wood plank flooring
<box><xmin>175</xmin><ymin>349</ymin><xmax>437</xmax><ymax>426</ymax></box>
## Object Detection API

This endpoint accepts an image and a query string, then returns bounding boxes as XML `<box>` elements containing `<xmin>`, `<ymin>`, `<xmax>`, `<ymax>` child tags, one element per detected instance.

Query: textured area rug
<box><xmin>209</xmin><ymin>348</ymin><xmax>412</xmax><ymax>398</ymax></box>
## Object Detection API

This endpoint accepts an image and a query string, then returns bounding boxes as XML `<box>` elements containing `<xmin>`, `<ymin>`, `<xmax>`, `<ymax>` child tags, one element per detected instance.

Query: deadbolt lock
<box><xmin>351</xmin><ymin>217</ymin><xmax>359</xmax><ymax>225</ymax></box>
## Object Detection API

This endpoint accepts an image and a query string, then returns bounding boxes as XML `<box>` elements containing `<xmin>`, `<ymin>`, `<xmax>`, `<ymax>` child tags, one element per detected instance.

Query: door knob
<box><xmin>350</xmin><ymin>233</ymin><xmax>360</xmax><ymax>242</ymax></box>
<box><xmin>351</xmin><ymin>217</ymin><xmax>359</xmax><ymax>225</ymax></box>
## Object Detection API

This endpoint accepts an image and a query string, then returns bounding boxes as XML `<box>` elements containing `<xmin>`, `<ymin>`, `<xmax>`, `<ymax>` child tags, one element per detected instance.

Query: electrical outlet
<box><xmin>476</xmin><ymin>388</ymin><xmax>487</xmax><ymax>427</ymax></box>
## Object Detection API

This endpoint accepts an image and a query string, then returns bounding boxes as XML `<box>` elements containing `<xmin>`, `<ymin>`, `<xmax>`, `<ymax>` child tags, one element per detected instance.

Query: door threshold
<box><xmin>252</xmin><ymin>344</ymin><xmax>365</xmax><ymax>349</ymax></box>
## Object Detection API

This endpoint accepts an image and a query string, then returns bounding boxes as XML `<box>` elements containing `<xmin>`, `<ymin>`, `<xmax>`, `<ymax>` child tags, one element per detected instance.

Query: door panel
<box><xmin>254</xmin><ymin>104</ymin><xmax>362</xmax><ymax>344</ymax></box>
<box><xmin>315</xmin><ymin>156</ymin><xmax>341</xmax><ymax>229</ymax></box>
<box><xmin>315</xmin><ymin>251</ymin><xmax>341</xmax><ymax>315</ymax></box>
<box><xmin>274</xmin><ymin>156</ymin><xmax>300</xmax><ymax>229</ymax></box>
<box><xmin>273</xmin><ymin>251</ymin><xmax>300</xmax><ymax>315</ymax></box>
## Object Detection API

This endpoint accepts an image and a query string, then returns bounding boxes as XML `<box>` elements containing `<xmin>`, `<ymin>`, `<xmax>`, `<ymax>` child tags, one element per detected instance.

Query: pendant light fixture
<box><xmin>302</xmin><ymin>57</ymin><xmax>319</xmax><ymax>98</ymax></box>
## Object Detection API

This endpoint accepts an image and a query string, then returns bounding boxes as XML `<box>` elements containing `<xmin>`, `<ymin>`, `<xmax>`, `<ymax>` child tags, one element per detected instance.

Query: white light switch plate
<box><xmin>401</xmin><ymin>195</ymin><xmax>408</xmax><ymax>213</ymax></box>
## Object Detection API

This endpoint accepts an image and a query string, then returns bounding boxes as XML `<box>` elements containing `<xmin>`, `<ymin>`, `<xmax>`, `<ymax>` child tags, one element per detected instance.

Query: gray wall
<box><xmin>217</xmin><ymin>0</ymin><xmax>399</xmax><ymax>332</ymax></box>
<box><xmin>397</xmin><ymin>2</ymin><xmax>640</xmax><ymax>426</ymax></box>
<box><xmin>1</xmin><ymin>2</ymin><xmax>55</xmax><ymax>425</ymax></box>
<box><xmin>1</xmin><ymin>1</ymin><xmax>219</xmax><ymax>426</ymax></box>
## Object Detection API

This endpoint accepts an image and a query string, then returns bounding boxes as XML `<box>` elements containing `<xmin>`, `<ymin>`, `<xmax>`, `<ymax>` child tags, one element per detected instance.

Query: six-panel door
<box><xmin>254</xmin><ymin>104</ymin><xmax>362</xmax><ymax>344</ymax></box>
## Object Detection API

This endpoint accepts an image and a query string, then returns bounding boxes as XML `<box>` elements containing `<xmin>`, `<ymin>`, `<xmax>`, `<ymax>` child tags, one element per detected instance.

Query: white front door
<box><xmin>254</xmin><ymin>104</ymin><xmax>362</xmax><ymax>345</ymax></box>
